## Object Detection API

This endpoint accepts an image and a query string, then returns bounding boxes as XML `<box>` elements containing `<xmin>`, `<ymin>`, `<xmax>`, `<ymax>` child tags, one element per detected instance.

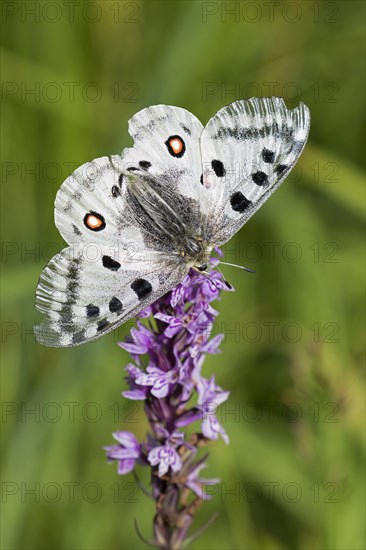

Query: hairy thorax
<box><xmin>128</xmin><ymin>173</ymin><xmax>212</xmax><ymax>269</ymax></box>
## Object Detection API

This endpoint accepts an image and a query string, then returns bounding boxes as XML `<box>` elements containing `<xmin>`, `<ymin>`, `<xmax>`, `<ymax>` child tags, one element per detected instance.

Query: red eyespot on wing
<box><xmin>83</xmin><ymin>212</ymin><xmax>106</xmax><ymax>231</ymax></box>
<box><xmin>165</xmin><ymin>135</ymin><xmax>185</xmax><ymax>158</ymax></box>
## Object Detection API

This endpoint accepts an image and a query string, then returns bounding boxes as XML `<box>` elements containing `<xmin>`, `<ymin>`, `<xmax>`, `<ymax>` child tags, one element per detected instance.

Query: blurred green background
<box><xmin>1</xmin><ymin>1</ymin><xmax>365</xmax><ymax>549</ymax></box>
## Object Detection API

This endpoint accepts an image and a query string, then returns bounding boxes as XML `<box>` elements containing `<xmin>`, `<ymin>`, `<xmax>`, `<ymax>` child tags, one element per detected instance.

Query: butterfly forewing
<box><xmin>199</xmin><ymin>97</ymin><xmax>310</xmax><ymax>244</ymax></box>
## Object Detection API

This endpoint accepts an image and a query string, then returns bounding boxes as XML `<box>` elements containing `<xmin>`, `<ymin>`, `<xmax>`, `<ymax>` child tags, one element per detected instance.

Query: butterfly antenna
<box><xmin>219</xmin><ymin>261</ymin><xmax>256</xmax><ymax>274</ymax></box>
<box><xmin>215</xmin><ymin>264</ymin><xmax>233</xmax><ymax>290</ymax></box>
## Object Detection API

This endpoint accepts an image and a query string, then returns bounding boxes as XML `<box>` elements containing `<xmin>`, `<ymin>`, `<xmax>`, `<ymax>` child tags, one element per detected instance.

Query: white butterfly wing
<box><xmin>120</xmin><ymin>105</ymin><xmax>208</xmax><ymax>231</ymax></box>
<box><xmin>54</xmin><ymin>155</ymin><xmax>146</xmax><ymax>249</ymax></box>
<box><xmin>200</xmin><ymin>97</ymin><xmax>310</xmax><ymax>244</ymax></box>
<box><xmin>122</xmin><ymin>105</ymin><xmax>204</xmax><ymax>200</ymax></box>
<box><xmin>35</xmin><ymin>245</ymin><xmax>186</xmax><ymax>347</ymax></box>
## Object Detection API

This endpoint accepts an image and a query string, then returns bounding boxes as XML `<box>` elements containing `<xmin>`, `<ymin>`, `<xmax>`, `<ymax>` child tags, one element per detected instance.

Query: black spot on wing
<box><xmin>200</xmin><ymin>174</ymin><xmax>203</xmax><ymax>185</ymax></box>
<box><xmin>111</xmin><ymin>185</ymin><xmax>120</xmax><ymax>198</ymax></box>
<box><xmin>211</xmin><ymin>159</ymin><xmax>225</xmax><ymax>177</ymax></box>
<box><xmin>275</xmin><ymin>164</ymin><xmax>288</xmax><ymax>176</ymax></box>
<box><xmin>97</xmin><ymin>320</ymin><xmax>110</xmax><ymax>332</ymax></box>
<box><xmin>118</xmin><ymin>174</ymin><xmax>124</xmax><ymax>187</ymax></box>
<box><xmin>230</xmin><ymin>192</ymin><xmax>252</xmax><ymax>213</ymax></box>
<box><xmin>109</xmin><ymin>297</ymin><xmax>123</xmax><ymax>314</ymax></box>
<box><xmin>252</xmin><ymin>171</ymin><xmax>268</xmax><ymax>186</ymax></box>
<box><xmin>86</xmin><ymin>304</ymin><xmax>99</xmax><ymax>317</ymax></box>
<box><xmin>139</xmin><ymin>160</ymin><xmax>151</xmax><ymax>170</ymax></box>
<box><xmin>102</xmin><ymin>255</ymin><xmax>121</xmax><ymax>271</ymax></box>
<box><xmin>262</xmin><ymin>148</ymin><xmax>275</xmax><ymax>163</ymax></box>
<box><xmin>131</xmin><ymin>278</ymin><xmax>152</xmax><ymax>300</ymax></box>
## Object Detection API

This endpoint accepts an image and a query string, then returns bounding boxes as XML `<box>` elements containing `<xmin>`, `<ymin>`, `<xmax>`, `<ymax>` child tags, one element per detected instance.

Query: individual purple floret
<box><xmin>148</xmin><ymin>430</ymin><xmax>184</xmax><ymax>477</ymax></box>
<box><xmin>105</xmin><ymin>259</ymin><xmax>233</xmax><ymax>549</ymax></box>
<box><xmin>104</xmin><ymin>431</ymin><xmax>141</xmax><ymax>475</ymax></box>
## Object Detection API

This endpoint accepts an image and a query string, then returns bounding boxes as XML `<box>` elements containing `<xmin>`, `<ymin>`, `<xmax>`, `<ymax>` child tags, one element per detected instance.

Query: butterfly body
<box><xmin>124</xmin><ymin>171</ymin><xmax>212</xmax><ymax>268</ymax></box>
<box><xmin>35</xmin><ymin>98</ymin><xmax>310</xmax><ymax>347</ymax></box>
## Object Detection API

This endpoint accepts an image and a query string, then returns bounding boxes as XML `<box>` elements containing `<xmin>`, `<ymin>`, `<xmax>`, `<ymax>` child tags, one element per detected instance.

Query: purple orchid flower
<box><xmin>148</xmin><ymin>431</ymin><xmax>184</xmax><ymax>477</ymax></box>
<box><xmin>197</xmin><ymin>375</ymin><xmax>230</xmax><ymax>444</ymax></box>
<box><xmin>136</xmin><ymin>365</ymin><xmax>179</xmax><ymax>398</ymax></box>
<box><xmin>121</xmin><ymin>364</ymin><xmax>148</xmax><ymax>400</ymax></box>
<box><xmin>104</xmin><ymin>431</ymin><xmax>141</xmax><ymax>475</ymax></box>
<box><xmin>105</xmin><ymin>260</ymin><xmax>233</xmax><ymax>548</ymax></box>
<box><xmin>185</xmin><ymin>460</ymin><xmax>220</xmax><ymax>501</ymax></box>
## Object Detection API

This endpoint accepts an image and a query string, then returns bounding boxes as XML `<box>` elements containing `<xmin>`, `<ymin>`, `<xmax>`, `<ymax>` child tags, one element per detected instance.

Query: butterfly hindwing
<box><xmin>35</xmin><ymin>245</ymin><xmax>186</xmax><ymax>347</ymax></box>
<box><xmin>200</xmin><ymin>97</ymin><xmax>310</xmax><ymax>244</ymax></box>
